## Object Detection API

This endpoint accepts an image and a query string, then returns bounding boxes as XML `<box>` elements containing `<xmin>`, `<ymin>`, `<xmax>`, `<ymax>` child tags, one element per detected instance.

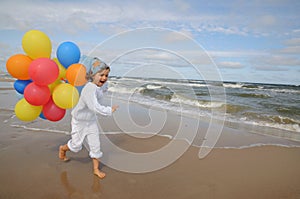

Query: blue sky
<box><xmin>0</xmin><ymin>0</ymin><xmax>299</xmax><ymax>85</ymax></box>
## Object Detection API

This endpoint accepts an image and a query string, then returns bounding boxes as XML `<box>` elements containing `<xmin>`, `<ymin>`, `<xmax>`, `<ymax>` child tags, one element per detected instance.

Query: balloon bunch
<box><xmin>6</xmin><ymin>30</ymin><xmax>87</xmax><ymax>122</ymax></box>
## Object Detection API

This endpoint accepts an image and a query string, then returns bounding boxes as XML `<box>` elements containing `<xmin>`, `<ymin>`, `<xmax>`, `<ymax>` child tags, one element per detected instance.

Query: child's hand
<box><xmin>112</xmin><ymin>105</ymin><xmax>119</xmax><ymax>113</ymax></box>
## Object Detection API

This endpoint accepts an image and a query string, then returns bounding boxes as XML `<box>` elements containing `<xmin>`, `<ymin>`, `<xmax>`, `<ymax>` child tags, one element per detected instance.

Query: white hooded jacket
<box><xmin>71</xmin><ymin>82</ymin><xmax>112</xmax><ymax>121</ymax></box>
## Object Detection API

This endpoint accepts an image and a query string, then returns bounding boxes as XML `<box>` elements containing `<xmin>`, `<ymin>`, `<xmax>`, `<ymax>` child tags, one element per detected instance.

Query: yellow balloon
<box><xmin>48</xmin><ymin>79</ymin><xmax>62</xmax><ymax>93</ymax></box>
<box><xmin>22</xmin><ymin>30</ymin><xmax>52</xmax><ymax>59</ymax></box>
<box><xmin>53</xmin><ymin>58</ymin><xmax>66</xmax><ymax>81</ymax></box>
<box><xmin>53</xmin><ymin>83</ymin><xmax>79</xmax><ymax>109</ymax></box>
<box><xmin>15</xmin><ymin>98</ymin><xmax>42</xmax><ymax>121</ymax></box>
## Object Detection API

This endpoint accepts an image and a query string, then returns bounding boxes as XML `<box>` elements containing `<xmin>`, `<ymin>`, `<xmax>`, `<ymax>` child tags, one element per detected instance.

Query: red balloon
<box><xmin>29</xmin><ymin>58</ymin><xmax>59</xmax><ymax>85</ymax></box>
<box><xmin>43</xmin><ymin>97</ymin><xmax>66</xmax><ymax>121</ymax></box>
<box><xmin>24</xmin><ymin>82</ymin><xmax>51</xmax><ymax>106</ymax></box>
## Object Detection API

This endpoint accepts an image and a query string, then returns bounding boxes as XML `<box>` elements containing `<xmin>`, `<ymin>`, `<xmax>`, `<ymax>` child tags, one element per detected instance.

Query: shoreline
<box><xmin>2</xmin><ymin>88</ymin><xmax>300</xmax><ymax>149</ymax></box>
<box><xmin>98</xmin><ymin>97</ymin><xmax>300</xmax><ymax>149</ymax></box>
<box><xmin>1</xmin><ymin>77</ymin><xmax>300</xmax><ymax>145</ymax></box>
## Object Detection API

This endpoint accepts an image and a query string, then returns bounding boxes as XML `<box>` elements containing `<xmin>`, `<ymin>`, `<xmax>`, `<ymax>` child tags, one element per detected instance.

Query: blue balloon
<box><xmin>14</xmin><ymin>79</ymin><xmax>32</xmax><ymax>94</ymax></box>
<box><xmin>56</xmin><ymin>41</ymin><xmax>81</xmax><ymax>69</ymax></box>
<box><xmin>39</xmin><ymin>112</ymin><xmax>47</xmax><ymax>120</ymax></box>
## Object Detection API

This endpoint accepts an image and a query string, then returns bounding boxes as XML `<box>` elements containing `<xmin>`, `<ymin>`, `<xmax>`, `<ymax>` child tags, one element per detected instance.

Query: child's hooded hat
<box><xmin>80</xmin><ymin>55</ymin><xmax>108</xmax><ymax>76</ymax></box>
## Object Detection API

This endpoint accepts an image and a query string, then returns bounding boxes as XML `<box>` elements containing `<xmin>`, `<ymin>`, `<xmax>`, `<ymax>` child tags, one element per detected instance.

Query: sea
<box><xmin>1</xmin><ymin>73</ymin><xmax>300</xmax><ymax>148</ymax></box>
<box><xmin>107</xmin><ymin>76</ymin><xmax>300</xmax><ymax>138</ymax></box>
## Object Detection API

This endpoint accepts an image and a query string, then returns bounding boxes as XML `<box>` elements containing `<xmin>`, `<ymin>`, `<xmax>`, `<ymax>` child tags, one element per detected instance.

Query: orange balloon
<box><xmin>6</xmin><ymin>54</ymin><xmax>32</xmax><ymax>80</ymax></box>
<box><xmin>66</xmin><ymin>63</ymin><xmax>87</xmax><ymax>86</ymax></box>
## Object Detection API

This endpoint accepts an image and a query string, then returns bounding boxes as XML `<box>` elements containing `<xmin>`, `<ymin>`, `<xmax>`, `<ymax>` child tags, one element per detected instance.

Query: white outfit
<box><xmin>67</xmin><ymin>82</ymin><xmax>111</xmax><ymax>159</ymax></box>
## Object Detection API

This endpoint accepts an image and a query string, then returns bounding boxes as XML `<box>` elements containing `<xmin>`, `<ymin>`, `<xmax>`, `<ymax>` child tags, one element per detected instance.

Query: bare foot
<box><xmin>59</xmin><ymin>145</ymin><xmax>70</xmax><ymax>162</ymax></box>
<box><xmin>94</xmin><ymin>169</ymin><xmax>106</xmax><ymax>179</ymax></box>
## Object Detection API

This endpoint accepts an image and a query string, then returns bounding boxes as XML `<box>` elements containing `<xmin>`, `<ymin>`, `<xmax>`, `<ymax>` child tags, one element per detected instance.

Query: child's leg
<box><xmin>59</xmin><ymin>144</ymin><xmax>70</xmax><ymax>162</ymax></box>
<box><xmin>92</xmin><ymin>158</ymin><xmax>106</xmax><ymax>179</ymax></box>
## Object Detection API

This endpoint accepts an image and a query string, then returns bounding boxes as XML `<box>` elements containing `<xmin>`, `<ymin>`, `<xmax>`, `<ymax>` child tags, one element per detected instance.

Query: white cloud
<box><xmin>218</xmin><ymin>61</ymin><xmax>243</xmax><ymax>69</ymax></box>
<box><xmin>1</xmin><ymin>0</ymin><xmax>296</xmax><ymax>37</ymax></box>
<box><xmin>284</xmin><ymin>38</ymin><xmax>300</xmax><ymax>46</ymax></box>
<box><xmin>173</xmin><ymin>0</ymin><xmax>190</xmax><ymax>11</ymax></box>
<box><xmin>247</xmin><ymin>14</ymin><xmax>279</xmax><ymax>36</ymax></box>
<box><xmin>0</xmin><ymin>1</ymin><xmax>184</xmax><ymax>35</ymax></box>
<box><xmin>259</xmin><ymin>15</ymin><xmax>277</xmax><ymax>27</ymax></box>
<box><xmin>254</xmin><ymin>65</ymin><xmax>288</xmax><ymax>71</ymax></box>
<box><xmin>252</xmin><ymin>55</ymin><xmax>300</xmax><ymax>71</ymax></box>
<box><xmin>278</xmin><ymin>46</ymin><xmax>300</xmax><ymax>54</ymax></box>
<box><xmin>210</xmin><ymin>50</ymin><xmax>264</xmax><ymax>58</ymax></box>
<box><xmin>268</xmin><ymin>56</ymin><xmax>300</xmax><ymax>66</ymax></box>
<box><xmin>200</xmin><ymin>25</ymin><xmax>248</xmax><ymax>36</ymax></box>
<box><xmin>277</xmin><ymin>37</ymin><xmax>300</xmax><ymax>55</ymax></box>
<box><xmin>163</xmin><ymin>30</ymin><xmax>194</xmax><ymax>43</ymax></box>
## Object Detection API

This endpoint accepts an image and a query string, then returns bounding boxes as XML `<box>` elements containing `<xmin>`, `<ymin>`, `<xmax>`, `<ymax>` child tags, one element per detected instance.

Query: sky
<box><xmin>0</xmin><ymin>0</ymin><xmax>299</xmax><ymax>85</ymax></box>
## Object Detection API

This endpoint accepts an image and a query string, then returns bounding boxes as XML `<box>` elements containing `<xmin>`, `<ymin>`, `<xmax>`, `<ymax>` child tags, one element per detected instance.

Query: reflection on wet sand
<box><xmin>60</xmin><ymin>171</ymin><xmax>102</xmax><ymax>199</ymax></box>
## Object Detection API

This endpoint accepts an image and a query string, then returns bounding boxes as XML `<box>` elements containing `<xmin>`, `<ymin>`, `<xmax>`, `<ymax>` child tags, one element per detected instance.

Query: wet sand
<box><xmin>1</xmin><ymin>111</ymin><xmax>300</xmax><ymax>199</ymax></box>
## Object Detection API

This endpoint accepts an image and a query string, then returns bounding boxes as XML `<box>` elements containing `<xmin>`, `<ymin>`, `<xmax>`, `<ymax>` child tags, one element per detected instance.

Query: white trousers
<box><xmin>67</xmin><ymin>118</ymin><xmax>103</xmax><ymax>159</ymax></box>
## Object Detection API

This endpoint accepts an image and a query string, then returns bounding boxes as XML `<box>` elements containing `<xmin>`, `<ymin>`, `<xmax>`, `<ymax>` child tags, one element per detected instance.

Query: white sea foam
<box><xmin>146</xmin><ymin>84</ymin><xmax>163</xmax><ymax>90</ymax></box>
<box><xmin>102</xmin><ymin>131</ymin><xmax>174</xmax><ymax>140</ymax></box>
<box><xmin>10</xmin><ymin>124</ymin><xmax>69</xmax><ymax>134</ymax></box>
<box><xmin>198</xmin><ymin>143</ymin><xmax>300</xmax><ymax>149</ymax></box>
<box><xmin>223</xmin><ymin>83</ymin><xmax>244</xmax><ymax>89</ymax></box>
<box><xmin>170</xmin><ymin>94</ymin><xmax>224</xmax><ymax>108</ymax></box>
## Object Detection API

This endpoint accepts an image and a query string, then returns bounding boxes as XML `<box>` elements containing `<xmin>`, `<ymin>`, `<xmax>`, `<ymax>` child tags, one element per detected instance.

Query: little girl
<box><xmin>59</xmin><ymin>57</ymin><xmax>118</xmax><ymax>179</ymax></box>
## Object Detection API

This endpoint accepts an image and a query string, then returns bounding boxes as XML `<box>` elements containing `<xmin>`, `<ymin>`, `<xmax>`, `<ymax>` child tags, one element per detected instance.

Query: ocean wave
<box><xmin>235</xmin><ymin>93</ymin><xmax>271</xmax><ymax>99</ymax></box>
<box><xmin>223</xmin><ymin>82</ymin><xmax>244</xmax><ymax>89</ymax></box>
<box><xmin>243</xmin><ymin>112</ymin><xmax>300</xmax><ymax>124</ymax></box>
<box><xmin>268</xmin><ymin>115</ymin><xmax>300</xmax><ymax>125</ymax></box>
<box><xmin>145</xmin><ymin>84</ymin><xmax>163</xmax><ymax>90</ymax></box>
<box><xmin>222</xmin><ymin>82</ymin><xmax>264</xmax><ymax>89</ymax></box>
<box><xmin>110</xmin><ymin>77</ymin><xmax>209</xmax><ymax>90</ymax></box>
<box><xmin>108</xmin><ymin>78</ymin><xmax>300</xmax><ymax>136</ymax></box>
<box><xmin>276</xmin><ymin>106</ymin><xmax>300</xmax><ymax>116</ymax></box>
<box><xmin>140</xmin><ymin>84</ymin><xmax>174</xmax><ymax>101</ymax></box>
<box><xmin>171</xmin><ymin>94</ymin><xmax>224</xmax><ymax>108</ymax></box>
<box><xmin>267</xmin><ymin>88</ymin><xmax>300</xmax><ymax>94</ymax></box>
<box><xmin>242</xmin><ymin>84</ymin><xmax>264</xmax><ymax>89</ymax></box>
<box><xmin>241</xmin><ymin>112</ymin><xmax>300</xmax><ymax>133</ymax></box>
<box><xmin>222</xmin><ymin>81</ymin><xmax>300</xmax><ymax>94</ymax></box>
<box><xmin>252</xmin><ymin>121</ymin><xmax>300</xmax><ymax>136</ymax></box>
<box><xmin>165</xmin><ymin>81</ymin><xmax>208</xmax><ymax>88</ymax></box>
<box><xmin>221</xmin><ymin>104</ymin><xmax>249</xmax><ymax>114</ymax></box>
<box><xmin>108</xmin><ymin>85</ymin><xmax>143</xmax><ymax>94</ymax></box>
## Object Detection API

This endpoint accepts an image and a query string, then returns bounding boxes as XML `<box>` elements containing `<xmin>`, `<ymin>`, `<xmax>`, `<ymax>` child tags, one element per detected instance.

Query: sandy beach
<box><xmin>1</xmin><ymin>99</ymin><xmax>300</xmax><ymax>199</ymax></box>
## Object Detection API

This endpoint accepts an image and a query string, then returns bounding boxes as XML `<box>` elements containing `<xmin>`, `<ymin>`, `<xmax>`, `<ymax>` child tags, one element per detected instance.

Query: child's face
<box><xmin>92</xmin><ymin>69</ymin><xmax>110</xmax><ymax>87</ymax></box>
